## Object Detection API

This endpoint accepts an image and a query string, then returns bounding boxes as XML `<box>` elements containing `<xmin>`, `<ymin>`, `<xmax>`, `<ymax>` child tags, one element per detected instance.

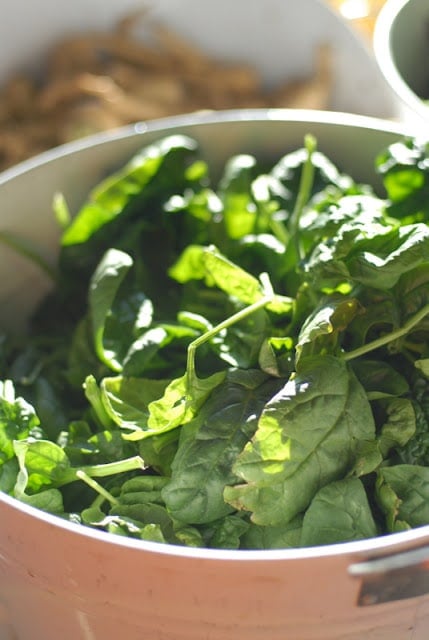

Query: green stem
<box><xmin>75</xmin><ymin>470</ymin><xmax>119</xmax><ymax>506</ymax></box>
<box><xmin>269</xmin><ymin>217</ymin><xmax>290</xmax><ymax>246</ymax></box>
<box><xmin>289</xmin><ymin>134</ymin><xmax>317</xmax><ymax>261</ymax></box>
<box><xmin>61</xmin><ymin>455</ymin><xmax>146</xmax><ymax>487</ymax></box>
<box><xmin>186</xmin><ymin>292</ymin><xmax>274</xmax><ymax>380</ymax></box>
<box><xmin>80</xmin><ymin>455</ymin><xmax>146</xmax><ymax>478</ymax></box>
<box><xmin>343</xmin><ymin>303</ymin><xmax>429</xmax><ymax>362</ymax></box>
<box><xmin>90</xmin><ymin>492</ymin><xmax>108</xmax><ymax>510</ymax></box>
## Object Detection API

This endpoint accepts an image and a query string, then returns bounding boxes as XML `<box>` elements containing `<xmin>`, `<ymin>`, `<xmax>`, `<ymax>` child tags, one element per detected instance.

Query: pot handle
<box><xmin>348</xmin><ymin>545</ymin><xmax>429</xmax><ymax>606</ymax></box>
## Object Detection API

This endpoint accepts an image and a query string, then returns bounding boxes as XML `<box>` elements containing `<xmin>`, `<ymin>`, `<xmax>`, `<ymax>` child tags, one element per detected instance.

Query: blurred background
<box><xmin>0</xmin><ymin>0</ymin><xmax>395</xmax><ymax>173</ymax></box>
<box><xmin>329</xmin><ymin>0</ymin><xmax>386</xmax><ymax>38</ymax></box>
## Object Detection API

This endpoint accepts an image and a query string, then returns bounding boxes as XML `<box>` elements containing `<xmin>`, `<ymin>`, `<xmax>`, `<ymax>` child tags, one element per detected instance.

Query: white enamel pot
<box><xmin>0</xmin><ymin>110</ymin><xmax>428</xmax><ymax>640</ymax></box>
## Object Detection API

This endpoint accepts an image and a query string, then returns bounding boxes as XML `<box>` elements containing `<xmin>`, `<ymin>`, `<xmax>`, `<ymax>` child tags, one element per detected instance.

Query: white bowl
<box><xmin>0</xmin><ymin>108</ymin><xmax>428</xmax><ymax>640</ymax></box>
<box><xmin>374</xmin><ymin>0</ymin><xmax>429</xmax><ymax>130</ymax></box>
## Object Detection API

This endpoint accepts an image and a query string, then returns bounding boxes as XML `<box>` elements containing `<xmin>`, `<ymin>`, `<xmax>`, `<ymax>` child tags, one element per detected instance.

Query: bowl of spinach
<box><xmin>0</xmin><ymin>108</ymin><xmax>428</xmax><ymax>639</ymax></box>
<box><xmin>374</xmin><ymin>0</ymin><xmax>429</xmax><ymax>131</ymax></box>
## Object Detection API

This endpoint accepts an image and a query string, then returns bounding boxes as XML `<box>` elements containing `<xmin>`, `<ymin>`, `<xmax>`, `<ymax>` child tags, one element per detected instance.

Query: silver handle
<box><xmin>349</xmin><ymin>545</ymin><xmax>429</xmax><ymax>606</ymax></box>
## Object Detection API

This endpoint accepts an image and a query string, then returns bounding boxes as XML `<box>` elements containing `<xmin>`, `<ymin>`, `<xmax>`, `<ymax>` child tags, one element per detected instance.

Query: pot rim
<box><xmin>1</xmin><ymin>106</ymin><xmax>427</xmax><ymax>562</ymax></box>
<box><xmin>2</xmin><ymin>486</ymin><xmax>429</xmax><ymax>561</ymax></box>
<box><xmin>0</xmin><ymin>107</ymin><xmax>410</xmax><ymax>186</ymax></box>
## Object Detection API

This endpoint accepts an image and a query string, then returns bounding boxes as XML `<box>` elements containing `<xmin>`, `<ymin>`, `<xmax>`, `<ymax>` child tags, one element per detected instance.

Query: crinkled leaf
<box><xmin>241</xmin><ymin>515</ymin><xmax>303</xmax><ymax>550</ymax></box>
<box><xmin>395</xmin><ymin>376</ymin><xmax>429</xmax><ymax>466</ymax></box>
<box><xmin>378</xmin><ymin>398</ymin><xmax>416</xmax><ymax>458</ymax></box>
<box><xmin>303</xmin><ymin>195</ymin><xmax>386</xmax><ymax>244</ymax></box>
<box><xmin>59</xmin><ymin>421</ymin><xmax>95</xmax><ymax>464</ymax></box>
<box><xmin>376</xmin><ymin>465</ymin><xmax>429</xmax><ymax>531</ymax></box>
<box><xmin>224</xmin><ymin>356</ymin><xmax>375</xmax><ymax>526</ymax></box>
<box><xmin>305</xmin><ymin>207</ymin><xmax>429</xmax><ymax>291</ymax></box>
<box><xmin>162</xmin><ymin>370</ymin><xmax>281</xmax><ymax>524</ymax></box>
<box><xmin>396</xmin><ymin>264</ymin><xmax>429</xmax><ymax>316</ymax></box>
<box><xmin>301</xmin><ymin>477</ymin><xmax>378</xmax><ymax>546</ymax></box>
<box><xmin>348</xmin><ymin>223</ymin><xmax>429</xmax><ymax>289</ymax></box>
<box><xmin>296</xmin><ymin>296</ymin><xmax>359</xmax><ymax>362</ymax></box>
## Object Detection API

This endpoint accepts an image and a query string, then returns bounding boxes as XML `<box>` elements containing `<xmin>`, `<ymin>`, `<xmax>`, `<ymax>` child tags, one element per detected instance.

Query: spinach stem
<box><xmin>269</xmin><ymin>217</ymin><xmax>290</xmax><ymax>246</ymax></box>
<box><xmin>289</xmin><ymin>134</ymin><xmax>317</xmax><ymax>261</ymax></box>
<box><xmin>186</xmin><ymin>292</ymin><xmax>274</xmax><ymax>380</ymax></box>
<box><xmin>75</xmin><ymin>470</ymin><xmax>119</xmax><ymax>506</ymax></box>
<box><xmin>343</xmin><ymin>303</ymin><xmax>429</xmax><ymax>361</ymax></box>
<box><xmin>64</xmin><ymin>455</ymin><xmax>146</xmax><ymax>486</ymax></box>
<box><xmin>79</xmin><ymin>455</ymin><xmax>146</xmax><ymax>478</ymax></box>
<box><xmin>90</xmin><ymin>492</ymin><xmax>107</xmax><ymax>510</ymax></box>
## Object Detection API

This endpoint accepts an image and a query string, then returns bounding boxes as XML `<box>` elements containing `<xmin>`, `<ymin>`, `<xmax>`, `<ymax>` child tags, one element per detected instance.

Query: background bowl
<box><xmin>0</xmin><ymin>0</ymin><xmax>397</xmax><ymax>171</ymax></box>
<box><xmin>0</xmin><ymin>108</ymin><xmax>429</xmax><ymax>640</ymax></box>
<box><xmin>374</xmin><ymin>0</ymin><xmax>429</xmax><ymax>130</ymax></box>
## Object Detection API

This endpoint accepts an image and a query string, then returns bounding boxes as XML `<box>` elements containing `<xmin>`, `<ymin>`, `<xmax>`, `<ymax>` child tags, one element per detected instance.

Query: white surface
<box><xmin>0</xmin><ymin>0</ymin><xmax>396</xmax><ymax>118</ymax></box>
<box><xmin>374</xmin><ymin>0</ymin><xmax>429</xmax><ymax>130</ymax></box>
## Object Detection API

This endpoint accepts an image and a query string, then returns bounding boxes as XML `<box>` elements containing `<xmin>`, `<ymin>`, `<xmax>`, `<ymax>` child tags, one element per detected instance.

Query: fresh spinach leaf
<box><xmin>162</xmin><ymin>369</ymin><xmax>282</xmax><ymax>524</ymax></box>
<box><xmin>241</xmin><ymin>515</ymin><xmax>303</xmax><ymax>550</ymax></box>
<box><xmin>0</xmin><ymin>380</ymin><xmax>41</xmax><ymax>465</ymax></box>
<box><xmin>300</xmin><ymin>477</ymin><xmax>378</xmax><ymax>546</ymax></box>
<box><xmin>376</xmin><ymin>137</ymin><xmax>429</xmax><ymax>223</ymax></box>
<box><xmin>376</xmin><ymin>464</ymin><xmax>429</xmax><ymax>531</ymax></box>
<box><xmin>224</xmin><ymin>356</ymin><xmax>375</xmax><ymax>526</ymax></box>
